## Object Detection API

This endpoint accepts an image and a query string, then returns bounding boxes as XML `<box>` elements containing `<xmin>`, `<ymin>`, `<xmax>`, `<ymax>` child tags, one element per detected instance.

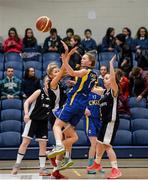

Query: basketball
<box><xmin>36</xmin><ymin>16</ymin><xmax>52</xmax><ymax>32</ymax></box>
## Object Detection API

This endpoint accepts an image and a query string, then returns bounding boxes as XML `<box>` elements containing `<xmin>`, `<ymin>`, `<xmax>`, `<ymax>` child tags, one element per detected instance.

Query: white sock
<box><xmin>111</xmin><ymin>161</ymin><xmax>118</xmax><ymax>169</ymax></box>
<box><xmin>53</xmin><ymin>160</ymin><xmax>61</xmax><ymax>171</ymax></box>
<box><xmin>65</xmin><ymin>151</ymin><xmax>70</xmax><ymax>158</ymax></box>
<box><xmin>16</xmin><ymin>153</ymin><xmax>24</xmax><ymax>164</ymax></box>
<box><xmin>39</xmin><ymin>156</ymin><xmax>46</xmax><ymax>168</ymax></box>
<box><xmin>56</xmin><ymin>140</ymin><xmax>63</xmax><ymax>146</ymax></box>
<box><xmin>95</xmin><ymin>155</ymin><xmax>101</xmax><ymax>164</ymax></box>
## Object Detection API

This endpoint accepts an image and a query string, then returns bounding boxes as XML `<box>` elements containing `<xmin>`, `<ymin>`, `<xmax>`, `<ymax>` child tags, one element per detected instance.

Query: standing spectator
<box><xmin>3</xmin><ymin>27</ymin><xmax>22</xmax><ymax>53</ymax></box>
<box><xmin>129</xmin><ymin>67</ymin><xmax>148</xmax><ymax>101</ymax></box>
<box><xmin>43</xmin><ymin>28</ymin><xmax>63</xmax><ymax>54</ymax></box>
<box><xmin>122</xmin><ymin>27</ymin><xmax>134</xmax><ymax>49</ymax></box>
<box><xmin>116</xmin><ymin>33</ymin><xmax>133</xmax><ymax>76</ymax></box>
<box><xmin>98</xmin><ymin>65</ymin><xmax>108</xmax><ymax>88</ymax></box>
<box><xmin>23</xmin><ymin>28</ymin><xmax>38</xmax><ymax>52</ymax></box>
<box><xmin>63</xmin><ymin>28</ymin><xmax>74</xmax><ymax>49</ymax></box>
<box><xmin>0</xmin><ymin>67</ymin><xmax>21</xmax><ymax>99</ymax></box>
<box><xmin>81</xmin><ymin>29</ymin><xmax>97</xmax><ymax>53</ymax></box>
<box><xmin>101</xmin><ymin>27</ymin><xmax>116</xmax><ymax>52</ymax></box>
<box><xmin>134</xmin><ymin>27</ymin><xmax>148</xmax><ymax>69</ymax></box>
<box><xmin>22</xmin><ymin>67</ymin><xmax>41</xmax><ymax>98</ymax></box>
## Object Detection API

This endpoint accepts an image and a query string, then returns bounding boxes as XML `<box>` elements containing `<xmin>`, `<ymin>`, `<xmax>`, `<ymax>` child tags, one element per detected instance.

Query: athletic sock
<box><xmin>65</xmin><ymin>151</ymin><xmax>70</xmax><ymax>159</ymax></box>
<box><xmin>95</xmin><ymin>155</ymin><xmax>101</xmax><ymax>164</ymax></box>
<box><xmin>39</xmin><ymin>155</ymin><xmax>46</xmax><ymax>168</ymax></box>
<box><xmin>16</xmin><ymin>152</ymin><xmax>24</xmax><ymax>164</ymax></box>
<box><xmin>111</xmin><ymin>161</ymin><xmax>118</xmax><ymax>169</ymax></box>
<box><xmin>88</xmin><ymin>158</ymin><xmax>94</xmax><ymax>166</ymax></box>
<box><xmin>56</xmin><ymin>140</ymin><xmax>63</xmax><ymax>146</ymax></box>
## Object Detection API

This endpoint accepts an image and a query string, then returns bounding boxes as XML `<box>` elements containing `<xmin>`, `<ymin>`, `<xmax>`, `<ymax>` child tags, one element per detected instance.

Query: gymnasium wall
<box><xmin>0</xmin><ymin>0</ymin><xmax>147</xmax><ymax>44</ymax></box>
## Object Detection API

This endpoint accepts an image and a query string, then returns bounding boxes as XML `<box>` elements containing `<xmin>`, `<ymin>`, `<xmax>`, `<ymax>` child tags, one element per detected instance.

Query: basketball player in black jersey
<box><xmin>88</xmin><ymin>55</ymin><xmax>122</xmax><ymax>179</ymax></box>
<box><xmin>11</xmin><ymin>76</ymin><xmax>51</xmax><ymax>176</ymax></box>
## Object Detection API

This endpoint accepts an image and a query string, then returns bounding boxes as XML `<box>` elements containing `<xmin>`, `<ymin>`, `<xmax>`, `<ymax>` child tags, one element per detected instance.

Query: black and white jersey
<box><xmin>99</xmin><ymin>89</ymin><xmax>118</xmax><ymax>123</ymax></box>
<box><xmin>29</xmin><ymin>88</ymin><xmax>51</xmax><ymax>121</ymax></box>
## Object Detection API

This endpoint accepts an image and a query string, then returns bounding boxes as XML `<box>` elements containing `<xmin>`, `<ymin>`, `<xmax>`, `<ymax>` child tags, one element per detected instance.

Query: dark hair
<box><xmin>6</xmin><ymin>67</ymin><xmax>14</xmax><ymax>71</ymax></box>
<box><xmin>8</xmin><ymin>27</ymin><xmax>20</xmax><ymax>42</ymax></box>
<box><xmin>123</xmin><ymin>27</ymin><xmax>131</xmax><ymax>37</ymax></box>
<box><xmin>24</xmin><ymin>28</ymin><xmax>36</xmax><ymax>44</ymax></box>
<box><xmin>106</xmin><ymin>27</ymin><xmax>115</xmax><ymax>37</ymax></box>
<box><xmin>24</xmin><ymin>67</ymin><xmax>37</xmax><ymax>80</ymax></box>
<box><xmin>136</xmin><ymin>27</ymin><xmax>148</xmax><ymax>39</ymax></box>
<box><xmin>50</xmin><ymin>28</ymin><xmax>57</xmax><ymax>35</ymax></box>
<box><xmin>66</xmin><ymin>28</ymin><xmax>74</xmax><ymax>35</ymax></box>
<box><xmin>131</xmin><ymin>67</ymin><xmax>141</xmax><ymax>77</ymax></box>
<box><xmin>115</xmin><ymin>68</ymin><xmax>124</xmax><ymax>83</ymax></box>
<box><xmin>84</xmin><ymin>29</ymin><xmax>92</xmax><ymax>34</ymax></box>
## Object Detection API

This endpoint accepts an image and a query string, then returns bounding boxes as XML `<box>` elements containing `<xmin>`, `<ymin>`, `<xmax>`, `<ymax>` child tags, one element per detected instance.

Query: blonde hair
<box><xmin>85</xmin><ymin>52</ymin><xmax>96</xmax><ymax>68</ymax></box>
<box><xmin>46</xmin><ymin>63</ymin><xmax>58</xmax><ymax>76</ymax></box>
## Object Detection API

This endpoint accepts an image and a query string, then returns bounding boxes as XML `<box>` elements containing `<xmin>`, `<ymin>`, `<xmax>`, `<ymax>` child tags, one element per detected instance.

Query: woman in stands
<box><xmin>11</xmin><ymin>75</ymin><xmax>52</xmax><ymax>176</ymax></box>
<box><xmin>3</xmin><ymin>27</ymin><xmax>22</xmax><ymax>53</ymax></box>
<box><xmin>88</xmin><ymin>55</ymin><xmax>122</xmax><ymax>179</ymax></box>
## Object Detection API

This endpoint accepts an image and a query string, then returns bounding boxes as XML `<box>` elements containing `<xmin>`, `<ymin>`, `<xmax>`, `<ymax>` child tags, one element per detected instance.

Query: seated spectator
<box><xmin>63</xmin><ymin>28</ymin><xmax>74</xmax><ymax>49</ymax></box>
<box><xmin>43</xmin><ymin>28</ymin><xmax>63</xmax><ymax>54</ymax></box>
<box><xmin>0</xmin><ymin>67</ymin><xmax>21</xmax><ymax>99</ymax></box>
<box><xmin>3</xmin><ymin>27</ymin><xmax>22</xmax><ymax>53</ymax></box>
<box><xmin>0</xmin><ymin>36</ymin><xmax>3</xmax><ymax>53</ymax></box>
<box><xmin>81</xmin><ymin>29</ymin><xmax>97</xmax><ymax>53</ymax></box>
<box><xmin>122</xmin><ymin>27</ymin><xmax>134</xmax><ymax>49</ymax></box>
<box><xmin>69</xmin><ymin>35</ymin><xmax>85</xmax><ymax>70</ymax></box>
<box><xmin>129</xmin><ymin>67</ymin><xmax>148</xmax><ymax>101</ymax></box>
<box><xmin>116</xmin><ymin>33</ymin><xmax>133</xmax><ymax>76</ymax></box>
<box><xmin>116</xmin><ymin>68</ymin><xmax>130</xmax><ymax>98</ymax></box>
<box><xmin>22</xmin><ymin>67</ymin><xmax>41</xmax><ymax>98</ymax></box>
<box><xmin>116</xmin><ymin>68</ymin><xmax>131</xmax><ymax>116</ymax></box>
<box><xmin>98</xmin><ymin>65</ymin><xmax>108</xmax><ymax>88</ymax></box>
<box><xmin>101</xmin><ymin>27</ymin><xmax>116</xmax><ymax>52</ymax></box>
<box><xmin>133</xmin><ymin>27</ymin><xmax>148</xmax><ymax>69</ymax></box>
<box><xmin>23</xmin><ymin>28</ymin><xmax>38</xmax><ymax>52</ymax></box>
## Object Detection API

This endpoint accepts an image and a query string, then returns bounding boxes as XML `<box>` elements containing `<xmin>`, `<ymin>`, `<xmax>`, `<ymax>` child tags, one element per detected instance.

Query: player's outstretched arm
<box><xmin>110</xmin><ymin>55</ymin><xmax>118</xmax><ymax>97</ymax></box>
<box><xmin>62</xmin><ymin>48</ymin><xmax>87</xmax><ymax>78</ymax></box>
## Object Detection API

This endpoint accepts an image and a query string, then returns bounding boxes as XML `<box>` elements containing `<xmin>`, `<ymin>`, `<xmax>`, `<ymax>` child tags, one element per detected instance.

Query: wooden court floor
<box><xmin>0</xmin><ymin>159</ymin><xmax>148</xmax><ymax>179</ymax></box>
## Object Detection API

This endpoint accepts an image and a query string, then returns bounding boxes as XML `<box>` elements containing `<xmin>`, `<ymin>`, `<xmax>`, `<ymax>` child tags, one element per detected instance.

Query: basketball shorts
<box><xmin>97</xmin><ymin>119</ymin><xmax>119</xmax><ymax>146</ymax></box>
<box><xmin>22</xmin><ymin>120</ymin><xmax>48</xmax><ymax>141</ymax></box>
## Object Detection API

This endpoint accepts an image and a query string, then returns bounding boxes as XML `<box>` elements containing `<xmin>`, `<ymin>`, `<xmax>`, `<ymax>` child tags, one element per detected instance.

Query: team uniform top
<box><xmin>87</xmin><ymin>91</ymin><xmax>101</xmax><ymax>119</ymax></box>
<box><xmin>67</xmin><ymin>68</ymin><xmax>97</xmax><ymax>108</ymax></box>
<box><xmin>99</xmin><ymin>89</ymin><xmax>118</xmax><ymax>123</ymax></box>
<box><xmin>29</xmin><ymin>88</ymin><xmax>51</xmax><ymax>121</ymax></box>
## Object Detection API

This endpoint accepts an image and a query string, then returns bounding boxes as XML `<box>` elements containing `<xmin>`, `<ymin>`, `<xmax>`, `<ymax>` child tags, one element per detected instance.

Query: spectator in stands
<box><xmin>129</xmin><ymin>67</ymin><xmax>148</xmax><ymax>101</ymax></box>
<box><xmin>134</xmin><ymin>27</ymin><xmax>148</xmax><ymax>69</ymax></box>
<box><xmin>122</xmin><ymin>27</ymin><xmax>134</xmax><ymax>49</ymax></box>
<box><xmin>23</xmin><ymin>28</ymin><xmax>38</xmax><ymax>51</ymax></box>
<box><xmin>116</xmin><ymin>33</ymin><xmax>133</xmax><ymax>76</ymax></box>
<box><xmin>63</xmin><ymin>28</ymin><xmax>74</xmax><ymax>49</ymax></box>
<box><xmin>0</xmin><ymin>67</ymin><xmax>21</xmax><ymax>99</ymax></box>
<box><xmin>101</xmin><ymin>27</ymin><xmax>116</xmax><ymax>52</ymax></box>
<box><xmin>0</xmin><ymin>36</ymin><xmax>3</xmax><ymax>53</ymax></box>
<box><xmin>43</xmin><ymin>28</ymin><xmax>63</xmax><ymax>54</ymax></box>
<box><xmin>69</xmin><ymin>35</ymin><xmax>85</xmax><ymax>70</ymax></box>
<box><xmin>3</xmin><ymin>27</ymin><xmax>22</xmax><ymax>53</ymax></box>
<box><xmin>22</xmin><ymin>67</ymin><xmax>41</xmax><ymax>98</ymax></box>
<box><xmin>98</xmin><ymin>65</ymin><xmax>108</xmax><ymax>88</ymax></box>
<box><xmin>81</xmin><ymin>29</ymin><xmax>97</xmax><ymax>53</ymax></box>
<box><xmin>116</xmin><ymin>69</ymin><xmax>131</xmax><ymax>116</ymax></box>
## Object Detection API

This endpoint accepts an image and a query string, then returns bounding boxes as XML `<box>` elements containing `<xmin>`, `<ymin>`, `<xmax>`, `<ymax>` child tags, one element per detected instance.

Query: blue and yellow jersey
<box><xmin>87</xmin><ymin>91</ymin><xmax>101</xmax><ymax>119</ymax></box>
<box><xmin>67</xmin><ymin>69</ymin><xmax>97</xmax><ymax>108</ymax></box>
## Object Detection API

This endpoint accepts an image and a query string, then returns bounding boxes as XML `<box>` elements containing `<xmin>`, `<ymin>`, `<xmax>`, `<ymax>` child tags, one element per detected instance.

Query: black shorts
<box><xmin>97</xmin><ymin>120</ymin><xmax>119</xmax><ymax>146</ymax></box>
<box><xmin>22</xmin><ymin>120</ymin><xmax>48</xmax><ymax>141</ymax></box>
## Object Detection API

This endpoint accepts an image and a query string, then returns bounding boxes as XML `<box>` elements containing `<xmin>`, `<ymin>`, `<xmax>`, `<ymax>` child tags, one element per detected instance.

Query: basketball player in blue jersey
<box><xmin>47</xmin><ymin>48</ymin><xmax>97</xmax><ymax>167</ymax></box>
<box><xmin>83</xmin><ymin>90</ymin><xmax>103</xmax><ymax>174</ymax></box>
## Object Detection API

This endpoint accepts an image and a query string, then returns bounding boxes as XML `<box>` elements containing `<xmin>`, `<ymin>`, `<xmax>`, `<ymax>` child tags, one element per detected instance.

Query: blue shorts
<box><xmin>55</xmin><ymin>101</ymin><xmax>85</xmax><ymax>127</ymax></box>
<box><xmin>83</xmin><ymin>116</ymin><xmax>101</xmax><ymax>137</ymax></box>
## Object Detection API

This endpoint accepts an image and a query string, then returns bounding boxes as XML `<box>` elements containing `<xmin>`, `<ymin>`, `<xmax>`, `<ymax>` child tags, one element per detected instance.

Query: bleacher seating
<box><xmin>5</xmin><ymin>52</ymin><xmax>22</xmax><ymax>62</ymax></box>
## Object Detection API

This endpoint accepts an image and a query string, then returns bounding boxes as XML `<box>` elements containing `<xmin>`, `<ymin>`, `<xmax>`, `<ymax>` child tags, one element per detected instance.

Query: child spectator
<box><xmin>98</xmin><ymin>65</ymin><xmax>108</xmax><ymax>88</ymax></box>
<box><xmin>63</xmin><ymin>28</ymin><xmax>74</xmax><ymax>49</ymax></box>
<box><xmin>122</xmin><ymin>27</ymin><xmax>134</xmax><ymax>49</ymax></box>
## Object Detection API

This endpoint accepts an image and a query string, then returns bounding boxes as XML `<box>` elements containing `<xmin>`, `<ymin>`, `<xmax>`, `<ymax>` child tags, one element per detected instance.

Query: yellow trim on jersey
<box><xmin>86</xmin><ymin>116</ymin><xmax>89</xmax><ymax>134</ymax></box>
<box><xmin>70</xmin><ymin>69</ymin><xmax>91</xmax><ymax>105</ymax></box>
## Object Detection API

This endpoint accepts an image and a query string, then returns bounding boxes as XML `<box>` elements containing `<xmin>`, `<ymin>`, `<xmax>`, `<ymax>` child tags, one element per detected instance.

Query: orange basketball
<box><xmin>36</xmin><ymin>16</ymin><xmax>52</xmax><ymax>32</ymax></box>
